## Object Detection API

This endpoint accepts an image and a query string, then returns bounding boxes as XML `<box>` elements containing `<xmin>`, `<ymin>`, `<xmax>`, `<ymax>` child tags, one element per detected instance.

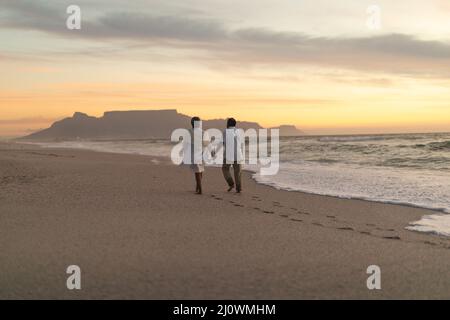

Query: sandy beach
<box><xmin>0</xmin><ymin>141</ymin><xmax>449</xmax><ymax>299</ymax></box>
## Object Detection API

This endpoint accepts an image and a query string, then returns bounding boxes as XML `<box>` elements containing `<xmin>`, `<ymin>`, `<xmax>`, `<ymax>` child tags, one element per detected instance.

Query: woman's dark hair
<box><xmin>191</xmin><ymin>116</ymin><xmax>201</xmax><ymax>128</ymax></box>
<box><xmin>226</xmin><ymin>118</ymin><xmax>236</xmax><ymax>128</ymax></box>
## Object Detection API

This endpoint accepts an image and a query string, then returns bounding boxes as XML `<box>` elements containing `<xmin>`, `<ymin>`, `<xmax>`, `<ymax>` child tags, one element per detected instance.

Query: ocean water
<box><xmin>30</xmin><ymin>132</ymin><xmax>450</xmax><ymax>237</ymax></box>
<box><xmin>254</xmin><ymin>132</ymin><xmax>450</xmax><ymax>237</ymax></box>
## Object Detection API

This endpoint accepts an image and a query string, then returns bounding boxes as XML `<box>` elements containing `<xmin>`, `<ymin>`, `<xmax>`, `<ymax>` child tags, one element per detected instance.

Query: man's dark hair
<box><xmin>191</xmin><ymin>116</ymin><xmax>200</xmax><ymax>128</ymax></box>
<box><xmin>226</xmin><ymin>118</ymin><xmax>236</xmax><ymax>128</ymax></box>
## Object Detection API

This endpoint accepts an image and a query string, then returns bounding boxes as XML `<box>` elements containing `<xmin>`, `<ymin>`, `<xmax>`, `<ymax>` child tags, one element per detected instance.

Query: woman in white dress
<box><xmin>188</xmin><ymin>116</ymin><xmax>205</xmax><ymax>194</ymax></box>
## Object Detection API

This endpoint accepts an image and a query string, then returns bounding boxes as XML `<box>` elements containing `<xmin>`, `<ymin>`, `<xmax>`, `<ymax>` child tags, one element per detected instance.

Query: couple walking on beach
<box><xmin>188</xmin><ymin>117</ymin><xmax>242</xmax><ymax>195</ymax></box>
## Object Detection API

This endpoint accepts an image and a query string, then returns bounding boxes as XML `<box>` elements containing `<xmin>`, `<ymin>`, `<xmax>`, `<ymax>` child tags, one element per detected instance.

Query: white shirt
<box><xmin>223</xmin><ymin>127</ymin><xmax>244</xmax><ymax>164</ymax></box>
<box><xmin>183</xmin><ymin>126</ymin><xmax>209</xmax><ymax>165</ymax></box>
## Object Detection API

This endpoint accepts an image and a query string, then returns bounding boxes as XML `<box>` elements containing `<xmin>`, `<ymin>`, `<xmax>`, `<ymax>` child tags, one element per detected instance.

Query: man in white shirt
<box><xmin>222</xmin><ymin>118</ymin><xmax>244</xmax><ymax>193</ymax></box>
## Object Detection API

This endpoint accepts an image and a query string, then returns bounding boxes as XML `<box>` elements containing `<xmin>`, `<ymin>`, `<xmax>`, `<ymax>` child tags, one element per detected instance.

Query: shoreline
<box><xmin>253</xmin><ymin>177</ymin><xmax>450</xmax><ymax>219</ymax></box>
<box><xmin>22</xmin><ymin>140</ymin><xmax>450</xmax><ymax>219</ymax></box>
<box><xmin>1</xmin><ymin>141</ymin><xmax>450</xmax><ymax>299</ymax></box>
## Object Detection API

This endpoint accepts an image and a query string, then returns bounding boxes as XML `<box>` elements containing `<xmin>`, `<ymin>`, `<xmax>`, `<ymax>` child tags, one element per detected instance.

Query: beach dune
<box><xmin>0</xmin><ymin>142</ymin><xmax>449</xmax><ymax>299</ymax></box>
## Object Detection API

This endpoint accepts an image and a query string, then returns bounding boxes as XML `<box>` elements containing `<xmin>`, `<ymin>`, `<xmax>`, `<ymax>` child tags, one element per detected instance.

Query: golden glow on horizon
<box><xmin>2</xmin><ymin>66</ymin><xmax>450</xmax><ymax>128</ymax></box>
<box><xmin>2</xmin><ymin>73</ymin><xmax>450</xmax><ymax>136</ymax></box>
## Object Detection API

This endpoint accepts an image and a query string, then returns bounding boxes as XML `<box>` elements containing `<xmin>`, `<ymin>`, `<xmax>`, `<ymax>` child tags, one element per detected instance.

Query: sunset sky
<box><xmin>1</xmin><ymin>0</ymin><xmax>450</xmax><ymax>136</ymax></box>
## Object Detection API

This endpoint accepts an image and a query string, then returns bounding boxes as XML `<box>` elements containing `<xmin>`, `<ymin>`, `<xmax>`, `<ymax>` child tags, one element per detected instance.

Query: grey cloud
<box><xmin>0</xmin><ymin>0</ymin><xmax>66</xmax><ymax>32</ymax></box>
<box><xmin>0</xmin><ymin>0</ymin><xmax>227</xmax><ymax>42</ymax></box>
<box><xmin>229</xmin><ymin>30</ymin><xmax>450</xmax><ymax>61</ymax></box>
<box><xmin>219</xmin><ymin>31</ymin><xmax>450</xmax><ymax>76</ymax></box>
<box><xmin>338</xmin><ymin>34</ymin><xmax>450</xmax><ymax>59</ymax></box>
<box><xmin>1</xmin><ymin>0</ymin><xmax>450</xmax><ymax>77</ymax></box>
<box><xmin>94</xmin><ymin>13</ymin><xmax>227</xmax><ymax>41</ymax></box>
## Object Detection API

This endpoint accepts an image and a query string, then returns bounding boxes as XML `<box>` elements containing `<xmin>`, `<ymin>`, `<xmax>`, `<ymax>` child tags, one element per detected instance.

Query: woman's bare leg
<box><xmin>195</xmin><ymin>172</ymin><xmax>202</xmax><ymax>194</ymax></box>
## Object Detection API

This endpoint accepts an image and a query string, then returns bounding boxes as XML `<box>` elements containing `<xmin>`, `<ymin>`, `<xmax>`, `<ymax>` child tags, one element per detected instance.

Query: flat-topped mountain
<box><xmin>20</xmin><ymin>109</ymin><xmax>304</xmax><ymax>141</ymax></box>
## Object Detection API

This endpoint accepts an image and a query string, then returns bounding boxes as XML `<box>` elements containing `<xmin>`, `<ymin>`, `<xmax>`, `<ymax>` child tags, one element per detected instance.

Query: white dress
<box><xmin>183</xmin><ymin>127</ymin><xmax>208</xmax><ymax>173</ymax></box>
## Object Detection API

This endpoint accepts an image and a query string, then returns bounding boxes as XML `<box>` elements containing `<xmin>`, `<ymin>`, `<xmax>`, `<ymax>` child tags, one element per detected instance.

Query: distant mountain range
<box><xmin>20</xmin><ymin>109</ymin><xmax>305</xmax><ymax>141</ymax></box>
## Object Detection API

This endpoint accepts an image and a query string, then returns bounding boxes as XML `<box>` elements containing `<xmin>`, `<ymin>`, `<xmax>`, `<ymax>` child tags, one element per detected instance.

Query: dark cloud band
<box><xmin>1</xmin><ymin>0</ymin><xmax>450</xmax><ymax>77</ymax></box>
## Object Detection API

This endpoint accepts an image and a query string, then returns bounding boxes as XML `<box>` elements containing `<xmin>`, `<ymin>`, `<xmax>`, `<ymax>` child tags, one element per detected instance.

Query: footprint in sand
<box><xmin>27</xmin><ymin>151</ymin><xmax>64</xmax><ymax>158</ymax></box>
<box><xmin>376</xmin><ymin>227</ymin><xmax>396</xmax><ymax>232</ymax></box>
<box><xmin>337</xmin><ymin>226</ymin><xmax>354</xmax><ymax>231</ymax></box>
<box><xmin>312</xmin><ymin>222</ymin><xmax>324</xmax><ymax>227</ymax></box>
<box><xmin>383</xmin><ymin>236</ymin><xmax>401</xmax><ymax>240</ymax></box>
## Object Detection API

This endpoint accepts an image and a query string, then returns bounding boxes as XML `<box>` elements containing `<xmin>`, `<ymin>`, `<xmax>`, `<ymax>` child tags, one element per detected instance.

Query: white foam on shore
<box><xmin>253</xmin><ymin>161</ymin><xmax>450</xmax><ymax>237</ymax></box>
<box><xmin>406</xmin><ymin>215</ymin><xmax>450</xmax><ymax>237</ymax></box>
